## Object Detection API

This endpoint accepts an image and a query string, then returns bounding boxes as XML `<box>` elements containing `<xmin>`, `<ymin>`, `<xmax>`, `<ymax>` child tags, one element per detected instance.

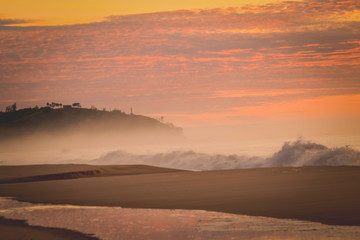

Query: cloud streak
<box><xmin>0</xmin><ymin>0</ymin><xmax>359</xmax><ymax>127</ymax></box>
<box><xmin>0</xmin><ymin>18</ymin><xmax>32</xmax><ymax>26</ymax></box>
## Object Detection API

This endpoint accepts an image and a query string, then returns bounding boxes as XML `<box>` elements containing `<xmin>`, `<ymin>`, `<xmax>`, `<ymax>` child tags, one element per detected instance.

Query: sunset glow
<box><xmin>1</xmin><ymin>0</ymin><xmax>295</xmax><ymax>26</ymax></box>
<box><xmin>1</xmin><ymin>0</ymin><xmax>360</xmax><ymax>142</ymax></box>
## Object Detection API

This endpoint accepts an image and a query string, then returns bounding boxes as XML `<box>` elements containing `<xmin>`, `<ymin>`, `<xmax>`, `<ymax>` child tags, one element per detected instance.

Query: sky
<box><xmin>2</xmin><ymin>0</ymin><xmax>298</xmax><ymax>26</ymax></box>
<box><xmin>1</xmin><ymin>0</ymin><xmax>360</xmax><ymax>148</ymax></box>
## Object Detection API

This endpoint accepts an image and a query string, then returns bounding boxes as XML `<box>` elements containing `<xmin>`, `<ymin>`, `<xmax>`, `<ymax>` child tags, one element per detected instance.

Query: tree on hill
<box><xmin>72</xmin><ymin>103</ymin><xmax>81</xmax><ymax>108</ymax></box>
<box><xmin>47</xmin><ymin>102</ymin><xmax>62</xmax><ymax>108</ymax></box>
<box><xmin>5</xmin><ymin>103</ymin><xmax>17</xmax><ymax>112</ymax></box>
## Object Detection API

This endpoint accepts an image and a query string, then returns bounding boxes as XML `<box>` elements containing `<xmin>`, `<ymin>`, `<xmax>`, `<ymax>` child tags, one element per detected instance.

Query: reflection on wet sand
<box><xmin>0</xmin><ymin>197</ymin><xmax>359</xmax><ymax>240</ymax></box>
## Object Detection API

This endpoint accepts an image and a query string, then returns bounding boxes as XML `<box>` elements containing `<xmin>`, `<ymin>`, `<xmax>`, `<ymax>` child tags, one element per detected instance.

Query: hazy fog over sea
<box><xmin>1</xmin><ymin>136</ymin><xmax>359</xmax><ymax>171</ymax></box>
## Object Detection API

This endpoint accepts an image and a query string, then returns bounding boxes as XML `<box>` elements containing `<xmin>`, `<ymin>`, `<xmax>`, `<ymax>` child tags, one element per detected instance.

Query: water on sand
<box><xmin>0</xmin><ymin>197</ymin><xmax>359</xmax><ymax>240</ymax></box>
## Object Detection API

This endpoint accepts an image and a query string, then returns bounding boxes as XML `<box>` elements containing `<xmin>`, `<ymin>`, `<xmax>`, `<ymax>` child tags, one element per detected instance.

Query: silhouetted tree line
<box><xmin>0</xmin><ymin>102</ymin><xmax>182</xmax><ymax>135</ymax></box>
<box><xmin>5</xmin><ymin>103</ymin><xmax>17</xmax><ymax>112</ymax></box>
<box><xmin>1</xmin><ymin>102</ymin><xmax>84</xmax><ymax>112</ymax></box>
<box><xmin>1</xmin><ymin>103</ymin><xmax>139</xmax><ymax>120</ymax></box>
<box><xmin>1</xmin><ymin>102</ymin><xmax>125</xmax><ymax>113</ymax></box>
<box><xmin>46</xmin><ymin>102</ymin><xmax>82</xmax><ymax>109</ymax></box>
<box><xmin>1</xmin><ymin>102</ymin><xmax>174</xmax><ymax>126</ymax></box>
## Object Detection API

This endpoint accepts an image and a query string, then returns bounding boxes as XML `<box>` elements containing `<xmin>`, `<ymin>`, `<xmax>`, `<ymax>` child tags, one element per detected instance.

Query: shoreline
<box><xmin>0</xmin><ymin>216</ymin><xmax>99</xmax><ymax>240</ymax></box>
<box><xmin>2</xmin><ymin>197</ymin><xmax>360</xmax><ymax>240</ymax></box>
<box><xmin>1</xmin><ymin>165</ymin><xmax>359</xmax><ymax>226</ymax></box>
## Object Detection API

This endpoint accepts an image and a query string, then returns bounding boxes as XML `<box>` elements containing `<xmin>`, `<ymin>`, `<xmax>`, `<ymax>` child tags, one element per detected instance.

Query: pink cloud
<box><xmin>0</xmin><ymin>0</ymin><xmax>359</xmax><ymax>127</ymax></box>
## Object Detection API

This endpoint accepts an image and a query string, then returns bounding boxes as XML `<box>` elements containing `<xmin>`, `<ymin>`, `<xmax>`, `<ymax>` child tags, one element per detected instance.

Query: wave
<box><xmin>92</xmin><ymin>140</ymin><xmax>360</xmax><ymax>171</ymax></box>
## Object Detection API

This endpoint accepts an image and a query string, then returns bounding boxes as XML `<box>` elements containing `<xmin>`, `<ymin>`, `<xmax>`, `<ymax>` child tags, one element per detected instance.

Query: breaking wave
<box><xmin>92</xmin><ymin>140</ymin><xmax>360</xmax><ymax>171</ymax></box>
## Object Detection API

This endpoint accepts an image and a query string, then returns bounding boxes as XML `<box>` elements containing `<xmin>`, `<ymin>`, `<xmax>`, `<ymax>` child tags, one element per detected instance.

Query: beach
<box><xmin>0</xmin><ymin>164</ymin><xmax>359</xmax><ymax>227</ymax></box>
<box><xmin>0</xmin><ymin>216</ymin><xmax>99</xmax><ymax>240</ymax></box>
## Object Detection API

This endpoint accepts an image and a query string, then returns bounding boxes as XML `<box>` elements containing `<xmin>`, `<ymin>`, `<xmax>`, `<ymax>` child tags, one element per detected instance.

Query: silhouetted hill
<box><xmin>0</xmin><ymin>107</ymin><xmax>183</xmax><ymax>149</ymax></box>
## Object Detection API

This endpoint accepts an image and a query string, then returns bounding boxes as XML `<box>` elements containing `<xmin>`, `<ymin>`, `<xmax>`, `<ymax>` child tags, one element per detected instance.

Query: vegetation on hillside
<box><xmin>0</xmin><ymin>102</ymin><xmax>182</xmax><ymax>142</ymax></box>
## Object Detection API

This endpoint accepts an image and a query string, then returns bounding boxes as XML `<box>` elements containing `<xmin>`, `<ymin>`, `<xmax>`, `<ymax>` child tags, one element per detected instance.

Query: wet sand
<box><xmin>0</xmin><ymin>165</ymin><xmax>359</xmax><ymax>227</ymax></box>
<box><xmin>0</xmin><ymin>216</ymin><xmax>99</xmax><ymax>240</ymax></box>
<box><xmin>2</xmin><ymin>197</ymin><xmax>359</xmax><ymax>240</ymax></box>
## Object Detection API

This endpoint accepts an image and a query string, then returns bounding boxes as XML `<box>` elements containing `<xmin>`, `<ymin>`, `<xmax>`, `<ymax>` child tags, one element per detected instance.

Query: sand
<box><xmin>0</xmin><ymin>165</ymin><xmax>359</xmax><ymax>227</ymax></box>
<box><xmin>0</xmin><ymin>164</ymin><xmax>185</xmax><ymax>183</ymax></box>
<box><xmin>0</xmin><ymin>216</ymin><xmax>99</xmax><ymax>240</ymax></box>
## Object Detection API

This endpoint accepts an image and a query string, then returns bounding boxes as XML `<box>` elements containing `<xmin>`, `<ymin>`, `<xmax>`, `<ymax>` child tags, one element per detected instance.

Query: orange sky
<box><xmin>2</xmin><ymin>0</ymin><xmax>293</xmax><ymax>26</ymax></box>
<box><xmin>1</xmin><ymin>0</ymin><xmax>360</xmax><ymax>144</ymax></box>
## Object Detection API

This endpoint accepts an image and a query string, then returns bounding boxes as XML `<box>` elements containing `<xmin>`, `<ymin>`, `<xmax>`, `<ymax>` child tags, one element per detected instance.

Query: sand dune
<box><xmin>0</xmin><ymin>165</ymin><xmax>359</xmax><ymax>226</ymax></box>
<box><xmin>0</xmin><ymin>164</ymin><xmax>185</xmax><ymax>183</ymax></box>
